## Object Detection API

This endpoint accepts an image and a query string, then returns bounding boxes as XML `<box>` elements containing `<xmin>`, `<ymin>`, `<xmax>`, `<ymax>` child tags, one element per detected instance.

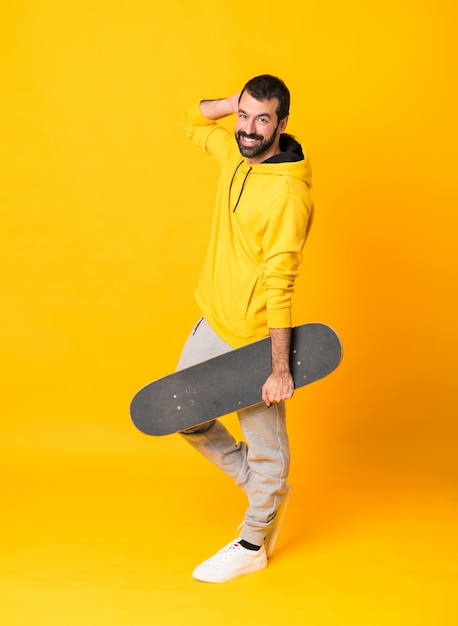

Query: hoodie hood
<box><xmin>248</xmin><ymin>133</ymin><xmax>312</xmax><ymax>189</ymax></box>
<box><xmin>264</xmin><ymin>133</ymin><xmax>305</xmax><ymax>163</ymax></box>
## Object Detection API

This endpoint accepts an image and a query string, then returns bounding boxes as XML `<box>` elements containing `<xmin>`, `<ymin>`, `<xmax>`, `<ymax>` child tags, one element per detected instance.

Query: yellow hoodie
<box><xmin>182</xmin><ymin>103</ymin><xmax>313</xmax><ymax>348</ymax></box>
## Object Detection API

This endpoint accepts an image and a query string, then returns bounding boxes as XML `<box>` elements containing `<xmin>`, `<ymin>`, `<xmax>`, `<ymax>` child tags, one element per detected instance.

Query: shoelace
<box><xmin>212</xmin><ymin>541</ymin><xmax>243</xmax><ymax>564</ymax></box>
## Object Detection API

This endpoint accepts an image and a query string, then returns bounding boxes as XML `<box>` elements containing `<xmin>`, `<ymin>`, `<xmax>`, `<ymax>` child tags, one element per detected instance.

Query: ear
<box><xmin>278</xmin><ymin>115</ymin><xmax>289</xmax><ymax>133</ymax></box>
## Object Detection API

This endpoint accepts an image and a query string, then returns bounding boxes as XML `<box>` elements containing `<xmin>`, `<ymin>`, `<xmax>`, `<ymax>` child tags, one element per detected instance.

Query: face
<box><xmin>234</xmin><ymin>92</ymin><xmax>288</xmax><ymax>163</ymax></box>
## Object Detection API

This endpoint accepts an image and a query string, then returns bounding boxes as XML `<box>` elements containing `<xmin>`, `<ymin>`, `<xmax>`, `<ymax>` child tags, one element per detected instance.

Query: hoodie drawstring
<box><xmin>229</xmin><ymin>161</ymin><xmax>252</xmax><ymax>213</ymax></box>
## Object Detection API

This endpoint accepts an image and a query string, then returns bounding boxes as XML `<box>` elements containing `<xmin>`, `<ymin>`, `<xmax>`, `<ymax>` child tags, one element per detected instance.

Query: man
<box><xmin>178</xmin><ymin>75</ymin><xmax>313</xmax><ymax>582</ymax></box>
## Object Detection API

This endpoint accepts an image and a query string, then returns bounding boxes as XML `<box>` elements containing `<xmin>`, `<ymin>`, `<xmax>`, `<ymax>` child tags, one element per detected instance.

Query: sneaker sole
<box><xmin>192</xmin><ymin>559</ymin><xmax>268</xmax><ymax>583</ymax></box>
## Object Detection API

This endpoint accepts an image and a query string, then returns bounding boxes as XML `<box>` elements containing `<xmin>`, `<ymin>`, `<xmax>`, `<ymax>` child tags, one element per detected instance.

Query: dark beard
<box><xmin>235</xmin><ymin>126</ymin><xmax>279</xmax><ymax>159</ymax></box>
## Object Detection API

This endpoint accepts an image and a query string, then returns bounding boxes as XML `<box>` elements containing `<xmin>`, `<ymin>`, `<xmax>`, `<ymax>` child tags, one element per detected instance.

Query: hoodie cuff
<box><xmin>267</xmin><ymin>307</ymin><xmax>292</xmax><ymax>329</ymax></box>
<box><xmin>186</xmin><ymin>102</ymin><xmax>214</xmax><ymax>126</ymax></box>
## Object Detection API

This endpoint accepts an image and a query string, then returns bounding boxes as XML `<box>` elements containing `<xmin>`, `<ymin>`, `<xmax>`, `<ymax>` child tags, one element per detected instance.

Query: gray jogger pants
<box><xmin>177</xmin><ymin>318</ymin><xmax>290</xmax><ymax>546</ymax></box>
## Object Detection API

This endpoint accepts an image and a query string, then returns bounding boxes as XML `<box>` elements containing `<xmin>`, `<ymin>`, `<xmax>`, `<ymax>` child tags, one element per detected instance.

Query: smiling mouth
<box><xmin>242</xmin><ymin>137</ymin><xmax>258</xmax><ymax>146</ymax></box>
<box><xmin>238</xmin><ymin>132</ymin><xmax>263</xmax><ymax>146</ymax></box>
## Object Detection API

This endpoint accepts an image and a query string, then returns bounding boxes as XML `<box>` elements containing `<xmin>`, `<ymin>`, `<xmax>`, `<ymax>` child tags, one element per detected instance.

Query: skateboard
<box><xmin>130</xmin><ymin>322</ymin><xmax>342</xmax><ymax>436</ymax></box>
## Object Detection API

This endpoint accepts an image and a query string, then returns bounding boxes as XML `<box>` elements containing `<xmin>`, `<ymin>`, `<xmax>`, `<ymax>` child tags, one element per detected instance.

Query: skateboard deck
<box><xmin>130</xmin><ymin>323</ymin><xmax>342</xmax><ymax>436</ymax></box>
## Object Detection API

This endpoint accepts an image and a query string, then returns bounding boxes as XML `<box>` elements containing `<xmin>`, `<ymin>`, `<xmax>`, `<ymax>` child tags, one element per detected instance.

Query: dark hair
<box><xmin>240</xmin><ymin>74</ymin><xmax>290</xmax><ymax>122</ymax></box>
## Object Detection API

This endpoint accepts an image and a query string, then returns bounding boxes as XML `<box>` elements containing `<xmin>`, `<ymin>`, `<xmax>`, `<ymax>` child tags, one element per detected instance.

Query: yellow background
<box><xmin>1</xmin><ymin>1</ymin><xmax>457</xmax><ymax>624</ymax></box>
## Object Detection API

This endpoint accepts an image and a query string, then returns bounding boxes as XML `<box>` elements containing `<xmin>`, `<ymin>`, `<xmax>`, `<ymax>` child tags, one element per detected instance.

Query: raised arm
<box><xmin>199</xmin><ymin>93</ymin><xmax>240</xmax><ymax>120</ymax></box>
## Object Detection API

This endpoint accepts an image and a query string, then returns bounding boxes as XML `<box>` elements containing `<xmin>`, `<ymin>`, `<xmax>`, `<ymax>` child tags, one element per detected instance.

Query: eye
<box><xmin>258</xmin><ymin>117</ymin><xmax>268</xmax><ymax>123</ymax></box>
<box><xmin>238</xmin><ymin>112</ymin><xmax>247</xmax><ymax>119</ymax></box>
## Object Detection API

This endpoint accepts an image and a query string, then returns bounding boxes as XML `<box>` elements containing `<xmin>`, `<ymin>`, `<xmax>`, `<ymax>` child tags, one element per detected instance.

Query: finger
<box><xmin>262</xmin><ymin>386</ymin><xmax>271</xmax><ymax>407</ymax></box>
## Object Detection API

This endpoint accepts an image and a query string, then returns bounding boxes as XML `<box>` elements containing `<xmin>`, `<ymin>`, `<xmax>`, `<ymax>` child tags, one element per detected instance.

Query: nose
<box><xmin>244</xmin><ymin>118</ymin><xmax>256</xmax><ymax>136</ymax></box>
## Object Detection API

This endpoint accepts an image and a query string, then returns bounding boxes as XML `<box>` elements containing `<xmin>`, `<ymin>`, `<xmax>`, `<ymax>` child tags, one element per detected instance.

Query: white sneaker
<box><xmin>192</xmin><ymin>539</ymin><xmax>267</xmax><ymax>583</ymax></box>
<box><xmin>265</xmin><ymin>485</ymin><xmax>292</xmax><ymax>557</ymax></box>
